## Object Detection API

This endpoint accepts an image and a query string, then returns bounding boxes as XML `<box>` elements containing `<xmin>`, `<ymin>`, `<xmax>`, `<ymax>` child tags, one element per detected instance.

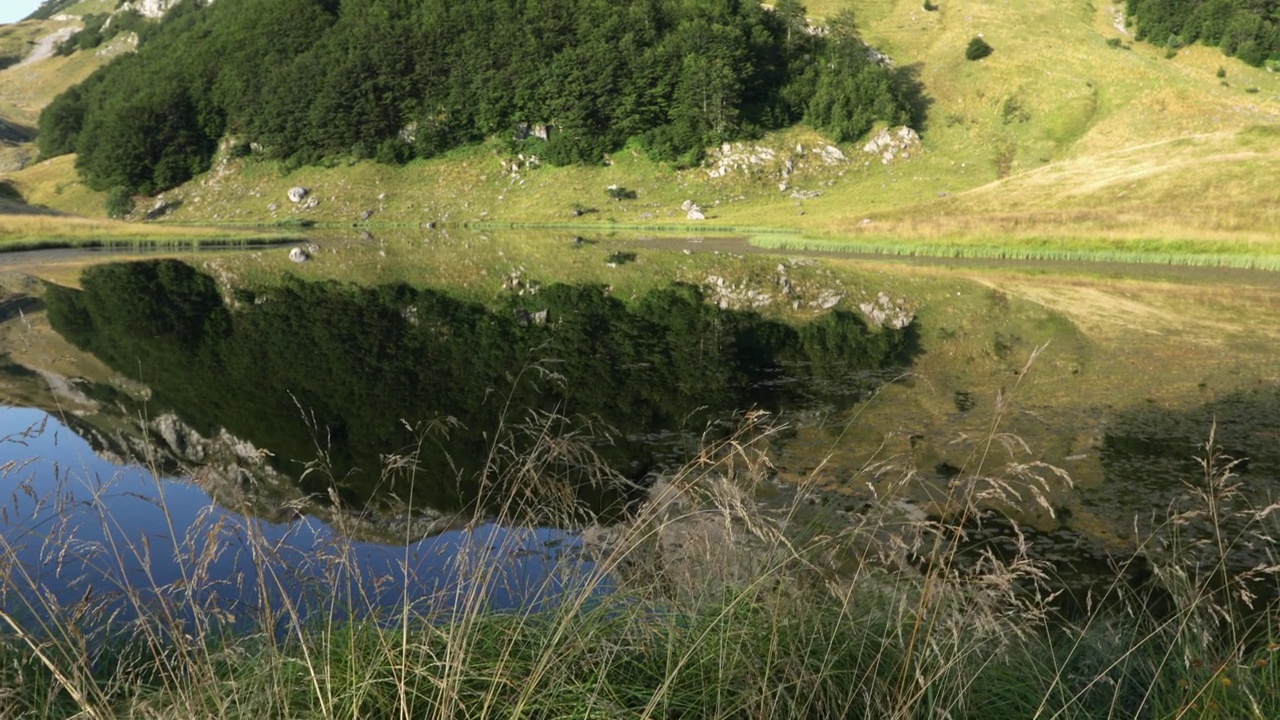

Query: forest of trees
<box><xmin>1127</xmin><ymin>0</ymin><xmax>1280</xmax><ymax>66</ymax></box>
<box><xmin>38</xmin><ymin>0</ymin><xmax>914</xmax><ymax>196</ymax></box>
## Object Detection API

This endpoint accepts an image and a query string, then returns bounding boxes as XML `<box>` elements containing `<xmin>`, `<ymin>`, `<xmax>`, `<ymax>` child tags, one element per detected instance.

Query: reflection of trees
<box><xmin>45</xmin><ymin>260</ymin><xmax>912</xmax><ymax>523</ymax></box>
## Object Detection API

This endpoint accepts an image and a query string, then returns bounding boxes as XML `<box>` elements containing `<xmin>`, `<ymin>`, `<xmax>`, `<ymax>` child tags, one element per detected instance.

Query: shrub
<box><xmin>965</xmin><ymin>36</ymin><xmax>994</xmax><ymax>60</ymax></box>
<box><xmin>1217</xmin><ymin>65</ymin><xmax>1227</xmax><ymax>78</ymax></box>
<box><xmin>105</xmin><ymin>186</ymin><xmax>135</xmax><ymax>219</ymax></box>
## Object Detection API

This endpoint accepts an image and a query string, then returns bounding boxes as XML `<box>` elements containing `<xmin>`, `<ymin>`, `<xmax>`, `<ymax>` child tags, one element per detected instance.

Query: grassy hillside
<box><xmin>1</xmin><ymin>0</ymin><xmax>1278</xmax><ymax>253</ymax></box>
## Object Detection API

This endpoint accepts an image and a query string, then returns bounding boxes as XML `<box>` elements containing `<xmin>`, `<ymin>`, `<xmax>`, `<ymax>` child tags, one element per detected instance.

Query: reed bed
<box><xmin>0</xmin><ymin>366</ymin><xmax>1278</xmax><ymax>719</ymax></box>
<box><xmin>752</xmin><ymin>235</ymin><xmax>1280</xmax><ymax>272</ymax></box>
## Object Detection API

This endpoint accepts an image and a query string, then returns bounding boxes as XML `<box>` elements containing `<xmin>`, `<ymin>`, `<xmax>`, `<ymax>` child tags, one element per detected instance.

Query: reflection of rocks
<box><xmin>704</xmin><ymin>275</ymin><xmax>773</xmax><ymax>309</ymax></box>
<box><xmin>515</xmin><ymin>308</ymin><xmax>549</xmax><ymax>326</ymax></box>
<box><xmin>65</xmin><ymin>411</ymin><xmax>462</xmax><ymax>545</ymax></box>
<box><xmin>501</xmin><ymin>270</ymin><xmax>539</xmax><ymax>295</ymax></box>
<box><xmin>858</xmin><ymin>291</ymin><xmax>915</xmax><ymax>329</ymax></box>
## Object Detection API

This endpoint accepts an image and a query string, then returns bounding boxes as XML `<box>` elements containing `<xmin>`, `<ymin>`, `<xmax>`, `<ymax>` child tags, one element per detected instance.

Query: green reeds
<box><xmin>753</xmin><ymin>236</ymin><xmax>1280</xmax><ymax>271</ymax></box>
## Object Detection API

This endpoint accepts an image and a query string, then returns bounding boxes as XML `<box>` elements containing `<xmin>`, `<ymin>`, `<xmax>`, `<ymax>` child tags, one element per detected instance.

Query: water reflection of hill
<box><xmin>1096</xmin><ymin>387</ymin><xmax>1280</xmax><ymax>559</ymax></box>
<box><xmin>43</xmin><ymin>259</ymin><xmax>913</xmax><ymax>524</ymax></box>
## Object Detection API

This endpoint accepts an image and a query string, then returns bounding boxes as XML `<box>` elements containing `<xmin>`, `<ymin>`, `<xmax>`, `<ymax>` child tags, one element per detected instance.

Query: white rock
<box><xmin>288</xmin><ymin>247</ymin><xmax>310</xmax><ymax>263</ymax></box>
<box><xmin>687</xmin><ymin>209</ymin><xmax>706</xmax><ymax>221</ymax></box>
<box><xmin>287</xmin><ymin>187</ymin><xmax>309</xmax><ymax>203</ymax></box>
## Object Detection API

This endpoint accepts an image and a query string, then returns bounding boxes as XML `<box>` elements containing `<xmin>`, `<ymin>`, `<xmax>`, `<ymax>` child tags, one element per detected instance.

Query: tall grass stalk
<box><xmin>1</xmin><ymin>370</ymin><xmax>1278</xmax><ymax>718</ymax></box>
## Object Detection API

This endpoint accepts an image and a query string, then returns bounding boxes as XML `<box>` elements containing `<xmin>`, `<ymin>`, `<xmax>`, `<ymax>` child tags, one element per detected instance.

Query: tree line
<box><xmin>37</xmin><ymin>0</ymin><xmax>913</xmax><ymax>196</ymax></box>
<box><xmin>1126</xmin><ymin>0</ymin><xmax>1280</xmax><ymax>66</ymax></box>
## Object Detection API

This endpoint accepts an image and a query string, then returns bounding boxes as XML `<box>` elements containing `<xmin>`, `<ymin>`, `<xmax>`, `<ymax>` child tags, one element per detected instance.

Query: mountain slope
<box><xmin>0</xmin><ymin>0</ymin><xmax>1276</xmax><ymax>245</ymax></box>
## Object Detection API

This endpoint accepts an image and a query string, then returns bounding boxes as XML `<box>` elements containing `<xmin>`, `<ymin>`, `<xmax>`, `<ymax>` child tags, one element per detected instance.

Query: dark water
<box><xmin>1</xmin><ymin>259</ymin><xmax>912</xmax><ymax>626</ymax></box>
<box><xmin>950</xmin><ymin>391</ymin><xmax>1280</xmax><ymax>617</ymax></box>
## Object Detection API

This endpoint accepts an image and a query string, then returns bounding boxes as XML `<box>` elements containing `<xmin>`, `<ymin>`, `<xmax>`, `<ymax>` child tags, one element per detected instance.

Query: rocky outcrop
<box><xmin>287</xmin><ymin>186</ymin><xmax>310</xmax><ymax>203</ymax></box>
<box><xmin>681</xmin><ymin>199</ymin><xmax>706</xmax><ymax>220</ymax></box>
<box><xmin>499</xmin><ymin>153</ymin><xmax>540</xmax><ymax>178</ymax></box>
<box><xmin>861</xmin><ymin>126</ymin><xmax>922</xmax><ymax>165</ymax></box>
<box><xmin>122</xmin><ymin>0</ymin><xmax>196</xmax><ymax>20</ymax></box>
<box><xmin>703</xmin><ymin>141</ymin><xmax>851</xmax><ymax>188</ymax></box>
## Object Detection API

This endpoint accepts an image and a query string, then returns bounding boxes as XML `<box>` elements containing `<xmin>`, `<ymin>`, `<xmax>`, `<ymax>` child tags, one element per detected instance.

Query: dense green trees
<box><xmin>807</xmin><ymin>13</ymin><xmax>911</xmax><ymax>142</ymax></box>
<box><xmin>40</xmin><ymin>0</ymin><xmax>912</xmax><ymax>195</ymax></box>
<box><xmin>1126</xmin><ymin>0</ymin><xmax>1280</xmax><ymax>66</ymax></box>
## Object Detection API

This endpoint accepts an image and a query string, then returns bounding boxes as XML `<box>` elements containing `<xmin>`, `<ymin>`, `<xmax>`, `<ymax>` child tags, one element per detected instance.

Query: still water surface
<box><xmin>1</xmin><ymin>254</ymin><xmax>1277</xmax><ymax>623</ymax></box>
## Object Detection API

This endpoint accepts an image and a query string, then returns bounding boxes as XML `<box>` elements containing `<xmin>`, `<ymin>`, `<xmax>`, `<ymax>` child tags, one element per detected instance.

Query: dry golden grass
<box><xmin>0</xmin><ymin>20</ymin><xmax>103</xmax><ymax>126</ymax></box>
<box><xmin>4</xmin><ymin>155</ymin><xmax>103</xmax><ymax>216</ymax></box>
<box><xmin>0</xmin><ymin>211</ymin><xmax>291</xmax><ymax>246</ymax></box>
<box><xmin>0</xmin><ymin>365</ymin><xmax>1276</xmax><ymax>718</ymax></box>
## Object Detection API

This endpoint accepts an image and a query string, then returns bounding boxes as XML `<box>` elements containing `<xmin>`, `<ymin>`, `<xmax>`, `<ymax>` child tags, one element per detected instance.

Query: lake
<box><xmin>1</xmin><ymin>236</ymin><xmax>1278</xmax><ymax>627</ymax></box>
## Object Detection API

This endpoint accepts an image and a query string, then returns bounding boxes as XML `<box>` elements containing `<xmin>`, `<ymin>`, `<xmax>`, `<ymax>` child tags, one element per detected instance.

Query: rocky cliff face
<box><xmin>121</xmin><ymin>0</ymin><xmax>211</xmax><ymax>20</ymax></box>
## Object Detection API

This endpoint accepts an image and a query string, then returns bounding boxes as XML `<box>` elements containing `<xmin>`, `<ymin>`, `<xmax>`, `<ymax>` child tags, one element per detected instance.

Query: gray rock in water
<box><xmin>287</xmin><ymin>187</ymin><xmax>310</xmax><ymax>203</ymax></box>
<box><xmin>288</xmin><ymin>247</ymin><xmax>310</xmax><ymax>263</ymax></box>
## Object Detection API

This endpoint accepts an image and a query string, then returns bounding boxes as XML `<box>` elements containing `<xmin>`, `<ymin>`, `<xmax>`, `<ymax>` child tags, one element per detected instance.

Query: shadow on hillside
<box><xmin>893</xmin><ymin>63</ymin><xmax>934</xmax><ymax>133</ymax></box>
<box><xmin>0</xmin><ymin>118</ymin><xmax>35</xmax><ymax>144</ymax></box>
<box><xmin>0</xmin><ymin>181</ymin><xmax>65</xmax><ymax>216</ymax></box>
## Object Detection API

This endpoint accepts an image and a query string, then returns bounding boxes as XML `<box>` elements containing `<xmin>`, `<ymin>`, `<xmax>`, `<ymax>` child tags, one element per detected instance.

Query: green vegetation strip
<box><xmin>468</xmin><ymin>221</ymin><xmax>804</xmax><ymax>236</ymax></box>
<box><xmin>0</xmin><ymin>235</ymin><xmax>302</xmax><ymax>253</ymax></box>
<box><xmin>754</xmin><ymin>236</ymin><xmax>1280</xmax><ymax>271</ymax></box>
